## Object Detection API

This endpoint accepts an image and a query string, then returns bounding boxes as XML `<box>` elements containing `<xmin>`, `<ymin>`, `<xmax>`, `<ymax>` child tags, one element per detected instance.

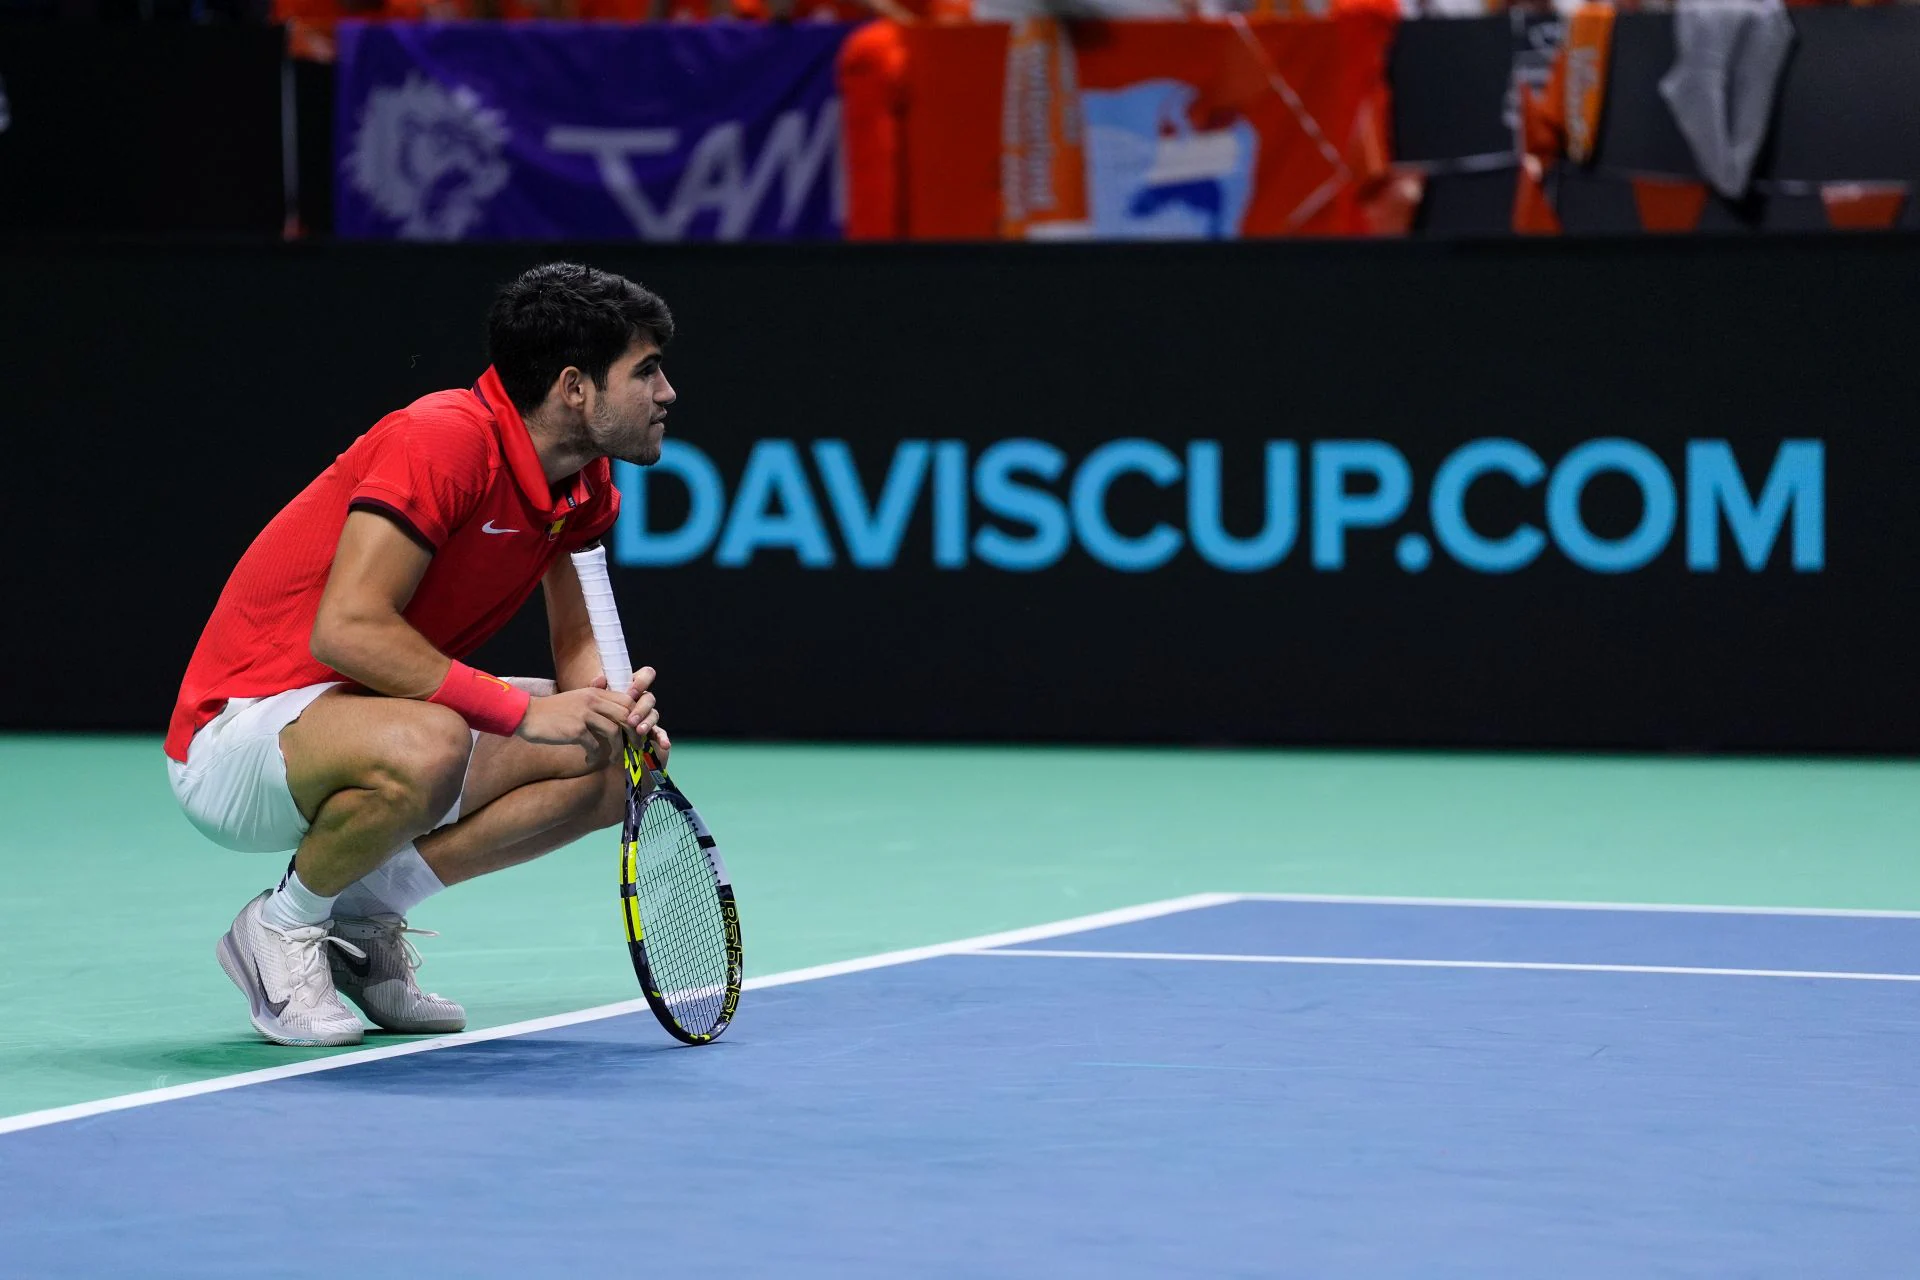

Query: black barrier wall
<box><xmin>2</xmin><ymin>238</ymin><xmax>1916</xmax><ymax>750</ymax></box>
<box><xmin>0</xmin><ymin>27</ymin><xmax>287</xmax><ymax>235</ymax></box>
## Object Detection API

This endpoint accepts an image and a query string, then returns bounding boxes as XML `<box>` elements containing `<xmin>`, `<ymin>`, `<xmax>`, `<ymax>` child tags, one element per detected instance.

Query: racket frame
<box><xmin>618</xmin><ymin>740</ymin><xmax>744</xmax><ymax>1045</ymax></box>
<box><xmin>572</xmin><ymin>542</ymin><xmax>743</xmax><ymax>1045</ymax></box>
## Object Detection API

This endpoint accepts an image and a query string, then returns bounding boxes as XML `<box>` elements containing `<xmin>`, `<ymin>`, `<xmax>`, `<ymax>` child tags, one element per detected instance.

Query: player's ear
<box><xmin>556</xmin><ymin>366</ymin><xmax>587</xmax><ymax>410</ymax></box>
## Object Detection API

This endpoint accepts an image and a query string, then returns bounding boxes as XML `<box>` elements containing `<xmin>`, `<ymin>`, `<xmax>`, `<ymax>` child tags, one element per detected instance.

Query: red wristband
<box><xmin>427</xmin><ymin>661</ymin><xmax>531</xmax><ymax>736</ymax></box>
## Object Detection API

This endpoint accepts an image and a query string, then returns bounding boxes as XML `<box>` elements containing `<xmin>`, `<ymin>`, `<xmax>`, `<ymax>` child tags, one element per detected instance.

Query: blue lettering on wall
<box><xmin>1311</xmin><ymin>441</ymin><xmax>1412</xmax><ymax>571</ymax></box>
<box><xmin>1071</xmin><ymin>439</ymin><xmax>1184</xmax><ymax>573</ymax></box>
<box><xmin>933</xmin><ymin>441</ymin><xmax>968</xmax><ymax>570</ymax></box>
<box><xmin>1188</xmin><ymin>441</ymin><xmax>1299</xmax><ymax>572</ymax></box>
<box><xmin>973</xmin><ymin>439</ymin><xmax>1069</xmax><ymax>572</ymax></box>
<box><xmin>1684</xmin><ymin>439</ymin><xmax>1824</xmax><ymax>572</ymax></box>
<box><xmin>1429</xmin><ymin>439</ymin><xmax>1547</xmax><ymax>574</ymax></box>
<box><xmin>610</xmin><ymin>434</ymin><xmax>1827</xmax><ymax>577</ymax></box>
<box><xmin>812</xmin><ymin>440</ymin><xmax>930</xmax><ymax>569</ymax></box>
<box><xmin>1546</xmin><ymin>439</ymin><xmax>1676</xmax><ymax>574</ymax></box>
<box><xmin>613</xmin><ymin>443</ymin><xmax>724</xmax><ymax>567</ymax></box>
<box><xmin>715</xmin><ymin>439</ymin><xmax>835</xmax><ymax>568</ymax></box>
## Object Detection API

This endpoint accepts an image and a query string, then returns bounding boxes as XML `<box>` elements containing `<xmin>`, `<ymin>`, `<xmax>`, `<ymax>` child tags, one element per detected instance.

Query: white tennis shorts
<box><xmin>167</xmin><ymin>683</ymin><xmax>476</xmax><ymax>854</ymax></box>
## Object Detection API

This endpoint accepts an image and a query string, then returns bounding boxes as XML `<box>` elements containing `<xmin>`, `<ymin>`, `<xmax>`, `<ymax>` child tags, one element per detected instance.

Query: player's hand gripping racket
<box><xmin>571</xmin><ymin>544</ymin><xmax>742</xmax><ymax>1044</ymax></box>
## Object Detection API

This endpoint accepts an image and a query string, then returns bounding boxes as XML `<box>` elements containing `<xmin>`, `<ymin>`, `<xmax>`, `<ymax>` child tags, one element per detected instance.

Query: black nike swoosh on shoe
<box><xmin>249</xmin><ymin>954</ymin><xmax>290</xmax><ymax>1018</ymax></box>
<box><xmin>336</xmin><ymin>949</ymin><xmax>372</xmax><ymax>980</ymax></box>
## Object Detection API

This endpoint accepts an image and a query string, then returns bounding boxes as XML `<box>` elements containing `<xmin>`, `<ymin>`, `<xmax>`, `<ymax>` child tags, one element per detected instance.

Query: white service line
<box><xmin>1229</xmin><ymin>892</ymin><xmax>1920</xmax><ymax>919</ymax></box>
<box><xmin>0</xmin><ymin>892</ymin><xmax>1234</xmax><ymax>1139</ymax></box>
<box><xmin>963</xmin><ymin>947</ymin><xmax>1920</xmax><ymax>983</ymax></box>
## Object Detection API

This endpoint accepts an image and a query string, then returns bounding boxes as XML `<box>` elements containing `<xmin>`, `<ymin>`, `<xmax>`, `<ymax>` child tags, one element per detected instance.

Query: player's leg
<box><xmin>325</xmin><ymin>677</ymin><xmax>625</xmax><ymax>904</ymax></box>
<box><xmin>417</xmin><ymin>727</ymin><xmax>627</xmax><ymax>886</ymax></box>
<box><xmin>320</xmin><ymin>680</ymin><xmax>628</xmax><ymax>1034</ymax></box>
<box><xmin>195</xmin><ymin>687</ymin><xmax>473</xmax><ymax>1047</ymax></box>
<box><xmin>280</xmin><ymin>689</ymin><xmax>477</xmax><ymax>896</ymax></box>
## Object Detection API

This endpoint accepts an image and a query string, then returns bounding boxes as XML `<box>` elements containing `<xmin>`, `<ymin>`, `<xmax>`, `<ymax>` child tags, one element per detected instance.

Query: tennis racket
<box><xmin>571</xmin><ymin>543</ymin><xmax>743</xmax><ymax>1045</ymax></box>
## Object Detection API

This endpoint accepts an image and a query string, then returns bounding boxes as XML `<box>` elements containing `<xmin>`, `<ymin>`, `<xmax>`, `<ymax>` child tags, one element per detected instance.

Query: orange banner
<box><xmin>1820</xmin><ymin>182</ymin><xmax>1909</xmax><ymax>231</ymax></box>
<box><xmin>1630</xmin><ymin>176</ymin><xmax>1708</xmax><ymax>233</ymax></box>
<box><xmin>1562</xmin><ymin>4</ymin><xmax>1615</xmax><ymax>167</ymax></box>
<box><xmin>864</xmin><ymin>15</ymin><xmax>1397</xmax><ymax>240</ymax></box>
<box><xmin>999</xmin><ymin>18</ymin><xmax>1090</xmax><ymax>238</ymax></box>
<box><xmin>1513</xmin><ymin>4</ymin><xmax>1613</xmax><ymax>235</ymax></box>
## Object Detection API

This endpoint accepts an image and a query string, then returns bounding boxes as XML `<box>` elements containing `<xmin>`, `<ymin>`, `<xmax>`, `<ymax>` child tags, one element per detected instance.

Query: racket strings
<box><xmin>629</xmin><ymin>794</ymin><xmax>732</xmax><ymax>1032</ymax></box>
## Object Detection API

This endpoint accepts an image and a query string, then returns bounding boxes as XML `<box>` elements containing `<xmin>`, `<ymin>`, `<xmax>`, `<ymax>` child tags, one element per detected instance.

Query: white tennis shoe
<box><xmin>327</xmin><ymin>914</ymin><xmax>468</xmax><ymax>1034</ymax></box>
<box><xmin>216</xmin><ymin>891</ymin><xmax>367</xmax><ymax>1047</ymax></box>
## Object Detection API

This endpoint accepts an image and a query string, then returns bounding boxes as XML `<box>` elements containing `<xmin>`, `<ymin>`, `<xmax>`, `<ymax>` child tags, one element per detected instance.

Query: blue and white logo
<box><xmin>1081</xmin><ymin>82</ymin><xmax>1258</xmax><ymax>240</ymax></box>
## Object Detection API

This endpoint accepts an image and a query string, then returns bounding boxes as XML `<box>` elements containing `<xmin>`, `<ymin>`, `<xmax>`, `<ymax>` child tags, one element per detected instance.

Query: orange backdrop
<box><xmin>845</xmin><ymin>14</ymin><xmax>1398</xmax><ymax>240</ymax></box>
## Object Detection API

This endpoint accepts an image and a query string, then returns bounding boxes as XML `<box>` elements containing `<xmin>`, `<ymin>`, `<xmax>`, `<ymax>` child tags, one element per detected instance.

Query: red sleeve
<box><xmin>346</xmin><ymin>409</ymin><xmax>493</xmax><ymax>549</ymax></box>
<box><xmin>560</xmin><ymin>462</ymin><xmax>623</xmax><ymax>553</ymax></box>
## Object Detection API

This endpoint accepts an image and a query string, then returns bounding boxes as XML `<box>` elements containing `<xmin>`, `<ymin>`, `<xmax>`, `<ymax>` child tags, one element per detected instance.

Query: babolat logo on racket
<box><xmin>612</xmin><ymin>437</ymin><xmax>1826</xmax><ymax>577</ymax></box>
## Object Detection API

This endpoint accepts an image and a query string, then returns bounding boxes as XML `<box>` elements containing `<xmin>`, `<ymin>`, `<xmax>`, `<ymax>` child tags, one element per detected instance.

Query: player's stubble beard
<box><xmin>586</xmin><ymin>394</ymin><xmax>663</xmax><ymax>467</ymax></box>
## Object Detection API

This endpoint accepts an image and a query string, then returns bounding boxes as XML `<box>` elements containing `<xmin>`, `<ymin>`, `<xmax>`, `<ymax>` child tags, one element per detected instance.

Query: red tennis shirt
<box><xmin>165</xmin><ymin>367</ymin><xmax>621</xmax><ymax>761</ymax></box>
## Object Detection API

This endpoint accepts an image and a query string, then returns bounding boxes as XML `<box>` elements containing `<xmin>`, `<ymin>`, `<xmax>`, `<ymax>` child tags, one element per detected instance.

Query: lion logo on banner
<box><xmin>346</xmin><ymin>73</ymin><xmax>510</xmax><ymax>241</ymax></box>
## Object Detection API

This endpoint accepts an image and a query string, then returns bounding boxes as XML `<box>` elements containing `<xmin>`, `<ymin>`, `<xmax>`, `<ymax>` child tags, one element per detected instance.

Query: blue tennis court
<box><xmin>4</xmin><ymin>894</ymin><xmax>1917</xmax><ymax>1277</ymax></box>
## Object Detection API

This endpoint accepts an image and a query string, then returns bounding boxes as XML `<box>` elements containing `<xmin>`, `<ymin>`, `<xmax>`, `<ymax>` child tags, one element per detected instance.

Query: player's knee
<box><xmin>363</xmin><ymin>707</ymin><xmax>472</xmax><ymax>828</ymax></box>
<box><xmin>586</xmin><ymin>758</ymin><xmax>627</xmax><ymax>831</ymax></box>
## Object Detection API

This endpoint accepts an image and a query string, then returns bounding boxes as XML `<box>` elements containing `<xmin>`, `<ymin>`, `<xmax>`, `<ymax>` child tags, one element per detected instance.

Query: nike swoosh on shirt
<box><xmin>482</xmin><ymin>520</ymin><xmax>520</xmax><ymax>535</ymax></box>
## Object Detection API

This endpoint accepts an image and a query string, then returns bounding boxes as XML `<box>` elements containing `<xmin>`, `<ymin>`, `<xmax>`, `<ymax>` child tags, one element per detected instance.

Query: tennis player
<box><xmin>166</xmin><ymin>263</ymin><xmax>675</xmax><ymax>1047</ymax></box>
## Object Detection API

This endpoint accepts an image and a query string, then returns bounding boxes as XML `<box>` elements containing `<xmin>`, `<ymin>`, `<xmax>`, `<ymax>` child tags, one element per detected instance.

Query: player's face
<box><xmin>587</xmin><ymin>339</ymin><xmax>675</xmax><ymax>466</ymax></box>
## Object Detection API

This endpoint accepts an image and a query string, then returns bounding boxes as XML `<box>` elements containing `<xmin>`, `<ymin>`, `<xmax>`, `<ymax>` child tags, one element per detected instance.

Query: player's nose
<box><xmin>655</xmin><ymin>374</ymin><xmax>677</xmax><ymax>407</ymax></box>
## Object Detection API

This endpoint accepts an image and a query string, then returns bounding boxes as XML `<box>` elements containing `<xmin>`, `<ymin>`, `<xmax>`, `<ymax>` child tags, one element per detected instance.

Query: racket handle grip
<box><xmin>570</xmin><ymin>544</ymin><xmax>634</xmax><ymax>692</ymax></box>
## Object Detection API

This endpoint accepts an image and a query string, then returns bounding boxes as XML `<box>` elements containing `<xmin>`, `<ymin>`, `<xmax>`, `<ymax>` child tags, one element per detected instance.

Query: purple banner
<box><xmin>335</xmin><ymin>22</ymin><xmax>851</xmax><ymax>242</ymax></box>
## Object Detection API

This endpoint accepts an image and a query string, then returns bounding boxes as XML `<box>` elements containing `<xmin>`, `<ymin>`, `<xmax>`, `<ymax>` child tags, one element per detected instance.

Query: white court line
<box><xmin>1231</xmin><ymin>892</ymin><xmax>1920</xmax><ymax>919</ymax></box>
<box><xmin>964</xmin><ymin>948</ymin><xmax>1920</xmax><ymax>983</ymax></box>
<box><xmin>0</xmin><ymin>893</ymin><xmax>1234</xmax><ymax>1139</ymax></box>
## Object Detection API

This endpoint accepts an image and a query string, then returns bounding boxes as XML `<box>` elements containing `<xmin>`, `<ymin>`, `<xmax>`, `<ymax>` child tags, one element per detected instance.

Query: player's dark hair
<box><xmin>487</xmin><ymin>263</ymin><xmax>675</xmax><ymax>415</ymax></box>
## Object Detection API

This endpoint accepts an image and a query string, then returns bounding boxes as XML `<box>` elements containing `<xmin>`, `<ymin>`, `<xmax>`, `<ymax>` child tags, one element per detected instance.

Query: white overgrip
<box><xmin>569</xmin><ymin>544</ymin><xmax>634</xmax><ymax>691</ymax></box>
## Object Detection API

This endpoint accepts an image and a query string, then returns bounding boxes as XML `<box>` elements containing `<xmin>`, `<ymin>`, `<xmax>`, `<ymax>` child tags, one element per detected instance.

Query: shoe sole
<box><xmin>334</xmin><ymin>981</ymin><xmax>467</xmax><ymax>1035</ymax></box>
<box><xmin>216</xmin><ymin>930</ymin><xmax>364</xmax><ymax>1048</ymax></box>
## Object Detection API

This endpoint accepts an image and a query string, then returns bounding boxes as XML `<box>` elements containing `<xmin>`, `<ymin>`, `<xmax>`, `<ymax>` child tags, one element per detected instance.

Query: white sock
<box><xmin>262</xmin><ymin>865</ymin><xmax>337</xmax><ymax>931</ymax></box>
<box><xmin>332</xmin><ymin>844</ymin><xmax>447</xmax><ymax>920</ymax></box>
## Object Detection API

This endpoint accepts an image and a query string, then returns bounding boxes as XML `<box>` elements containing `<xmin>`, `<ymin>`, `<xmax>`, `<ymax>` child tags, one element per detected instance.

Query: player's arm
<box><xmin>310</xmin><ymin>509</ymin><xmax>452</xmax><ymax>698</ymax></box>
<box><xmin>540</xmin><ymin>552</ymin><xmax>663</xmax><ymax>749</ymax></box>
<box><xmin>311</xmin><ymin>510</ymin><xmax>632</xmax><ymax>754</ymax></box>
